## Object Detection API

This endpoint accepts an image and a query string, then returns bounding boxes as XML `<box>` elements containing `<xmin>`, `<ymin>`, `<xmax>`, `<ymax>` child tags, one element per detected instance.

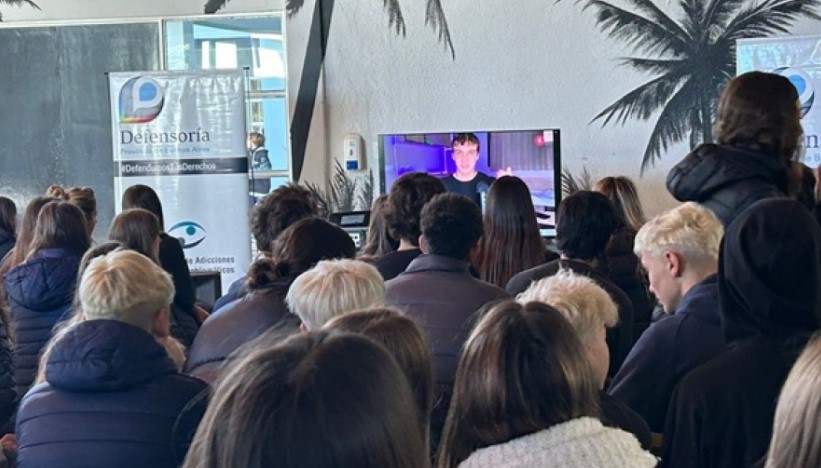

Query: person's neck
<box><xmin>454</xmin><ymin>170</ymin><xmax>477</xmax><ymax>182</ymax></box>
<box><xmin>397</xmin><ymin>239</ymin><xmax>419</xmax><ymax>251</ymax></box>
<box><xmin>679</xmin><ymin>268</ymin><xmax>717</xmax><ymax>299</ymax></box>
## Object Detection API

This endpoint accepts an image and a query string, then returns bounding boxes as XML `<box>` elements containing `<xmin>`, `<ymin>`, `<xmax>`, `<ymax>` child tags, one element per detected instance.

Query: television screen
<box><xmin>379</xmin><ymin>129</ymin><xmax>561</xmax><ymax>237</ymax></box>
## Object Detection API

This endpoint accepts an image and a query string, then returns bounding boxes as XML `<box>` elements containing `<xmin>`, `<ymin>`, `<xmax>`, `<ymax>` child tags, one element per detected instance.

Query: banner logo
<box><xmin>775</xmin><ymin>67</ymin><xmax>815</xmax><ymax>118</ymax></box>
<box><xmin>168</xmin><ymin>221</ymin><xmax>207</xmax><ymax>249</ymax></box>
<box><xmin>119</xmin><ymin>77</ymin><xmax>165</xmax><ymax>124</ymax></box>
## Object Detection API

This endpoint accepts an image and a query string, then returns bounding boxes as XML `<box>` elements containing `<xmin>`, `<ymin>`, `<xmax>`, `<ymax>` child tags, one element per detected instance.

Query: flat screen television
<box><xmin>378</xmin><ymin>129</ymin><xmax>561</xmax><ymax>237</ymax></box>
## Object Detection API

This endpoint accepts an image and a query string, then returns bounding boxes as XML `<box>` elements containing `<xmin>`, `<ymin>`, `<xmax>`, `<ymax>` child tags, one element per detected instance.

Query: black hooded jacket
<box><xmin>661</xmin><ymin>199</ymin><xmax>821</xmax><ymax>468</ymax></box>
<box><xmin>667</xmin><ymin>144</ymin><xmax>790</xmax><ymax>227</ymax></box>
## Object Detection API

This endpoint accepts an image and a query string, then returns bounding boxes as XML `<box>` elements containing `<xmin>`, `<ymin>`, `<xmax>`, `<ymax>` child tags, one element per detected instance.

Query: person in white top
<box><xmin>435</xmin><ymin>300</ymin><xmax>656</xmax><ymax>468</ymax></box>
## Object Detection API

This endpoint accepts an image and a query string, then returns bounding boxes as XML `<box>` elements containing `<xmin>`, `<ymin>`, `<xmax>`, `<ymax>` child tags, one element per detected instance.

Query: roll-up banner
<box><xmin>109</xmin><ymin>70</ymin><xmax>250</xmax><ymax>294</ymax></box>
<box><xmin>738</xmin><ymin>36</ymin><xmax>821</xmax><ymax>168</ymax></box>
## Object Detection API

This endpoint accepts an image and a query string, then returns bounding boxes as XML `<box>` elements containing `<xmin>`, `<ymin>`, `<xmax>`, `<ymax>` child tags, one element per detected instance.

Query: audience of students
<box><xmin>186</xmin><ymin>217</ymin><xmax>355</xmax><ymax>382</ymax></box>
<box><xmin>507</xmin><ymin>190</ymin><xmax>634</xmax><ymax>375</ymax></box>
<box><xmin>286</xmin><ymin>258</ymin><xmax>384</xmax><ymax>330</ymax></box>
<box><xmin>662</xmin><ymin>198</ymin><xmax>821</xmax><ymax>467</ymax></box>
<box><xmin>476</xmin><ymin>175</ymin><xmax>556</xmax><ymax>288</ymax></box>
<box><xmin>436</xmin><ymin>300</ymin><xmax>656</xmax><ymax>467</ymax></box>
<box><xmin>15</xmin><ymin>250</ymin><xmax>207</xmax><ymax>468</ymax></box>
<box><xmin>517</xmin><ymin>270</ymin><xmax>652</xmax><ymax>449</ymax></box>
<box><xmin>183</xmin><ymin>331</ymin><xmax>429</xmax><ymax>468</ymax></box>
<box><xmin>0</xmin><ymin>198</ymin><xmax>16</xmax><ymax>263</ymax></box>
<box><xmin>609</xmin><ymin>202</ymin><xmax>725</xmax><ymax>434</ymax></box>
<box><xmin>377</xmin><ymin>172</ymin><xmax>446</xmax><ymax>280</ymax></box>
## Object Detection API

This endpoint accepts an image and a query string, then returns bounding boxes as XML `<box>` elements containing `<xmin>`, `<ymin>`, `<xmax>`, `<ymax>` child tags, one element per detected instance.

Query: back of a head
<box><xmin>556</xmin><ymin>191</ymin><xmax>619</xmax><ymax>261</ymax></box>
<box><xmin>251</xmin><ymin>217</ymin><xmax>356</xmax><ymax>291</ymax></box>
<box><xmin>26</xmin><ymin>201</ymin><xmax>91</xmax><ymax>261</ymax></box>
<box><xmin>325</xmin><ymin>308</ymin><xmax>434</xmax><ymax>445</ymax></box>
<box><xmin>0</xmin><ymin>196</ymin><xmax>17</xmax><ymax>235</ymax></box>
<box><xmin>720</xmin><ymin>198</ymin><xmax>821</xmax><ymax>344</ymax></box>
<box><xmin>437</xmin><ymin>300</ymin><xmax>598</xmax><ymax>468</ymax></box>
<box><xmin>634</xmin><ymin>202</ymin><xmax>723</xmax><ymax>268</ymax></box>
<box><xmin>250</xmin><ymin>184</ymin><xmax>316</xmax><ymax>253</ymax></box>
<box><xmin>286</xmin><ymin>259</ymin><xmax>385</xmax><ymax>329</ymax></box>
<box><xmin>480</xmin><ymin>176</ymin><xmax>544</xmax><ymax>287</ymax></box>
<box><xmin>122</xmin><ymin>184</ymin><xmax>165</xmax><ymax>230</ymax></box>
<box><xmin>79</xmin><ymin>249</ymin><xmax>174</xmax><ymax>331</ymax></box>
<box><xmin>108</xmin><ymin>208</ymin><xmax>161</xmax><ymax>263</ymax></box>
<box><xmin>385</xmin><ymin>172</ymin><xmax>447</xmax><ymax>246</ymax></box>
<box><xmin>420</xmin><ymin>193</ymin><xmax>483</xmax><ymax>260</ymax></box>
<box><xmin>184</xmin><ymin>331</ymin><xmax>429</xmax><ymax>468</ymax></box>
<box><xmin>48</xmin><ymin>185</ymin><xmax>97</xmax><ymax>230</ymax></box>
<box><xmin>766</xmin><ymin>334</ymin><xmax>821</xmax><ymax>468</ymax></box>
<box><xmin>716</xmin><ymin>71</ymin><xmax>802</xmax><ymax>162</ymax></box>
<box><xmin>360</xmin><ymin>194</ymin><xmax>398</xmax><ymax>259</ymax></box>
<box><xmin>0</xmin><ymin>196</ymin><xmax>54</xmax><ymax>274</ymax></box>
<box><xmin>593</xmin><ymin>176</ymin><xmax>646</xmax><ymax>231</ymax></box>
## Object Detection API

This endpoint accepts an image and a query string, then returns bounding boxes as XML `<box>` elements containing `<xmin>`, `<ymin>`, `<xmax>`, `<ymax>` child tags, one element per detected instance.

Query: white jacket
<box><xmin>458</xmin><ymin>417</ymin><xmax>657</xmax><ymax>468</ymax></box>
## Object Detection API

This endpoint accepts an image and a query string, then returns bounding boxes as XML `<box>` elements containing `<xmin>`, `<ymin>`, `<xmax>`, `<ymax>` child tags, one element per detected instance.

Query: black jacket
<box><xmin>375</xmin><ymin>248</ymin><xmax>423</xmax><ymax>281</ymax></box>
<box><xmin>609</xmin><ymin>274</ymin><xmax>724</xmax><ymax>433</ymax></box>
<box><xmin>667</xmin><ymin>144</ymin><xmax>790</xmax><ymax>227</ymax></box>
<box><xmin>507</xmin><ymin>258</ymin><xmax>635</xmax><ymax>376</ymax></box>
<box><xmin>601</xmin><ymin>226</ymin><xmax>653</xmax><ymax>343</ymax></box>
<box><xmin>159</xmin><ymin>233</ymin><xmax>200</xmax><ymax>347</ymax></box>
<box><xmin>661</xmin><ymin>199</ymin><xmax>821</xmax><ymax>468</ymax></box>
<box><xmin>16</xmin><ymin>319</ymin><xmax>208</xmax><ymax>468</ymax></box>
<box><xmin>0</xmin><ymin>228</ymin><xmax>14</xmax><ymax>264</ymax></box>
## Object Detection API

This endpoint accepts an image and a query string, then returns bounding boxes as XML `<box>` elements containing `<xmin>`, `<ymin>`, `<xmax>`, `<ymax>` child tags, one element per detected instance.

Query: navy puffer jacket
<box><xmin>16</xmin><ymin>319</ymin><xmax>208</xmax><ymax>468</ymax></box>
<box><xmin>3</xmin><ymin>247</ymin><xmax>82</xmax><ymax>398</ymax></box>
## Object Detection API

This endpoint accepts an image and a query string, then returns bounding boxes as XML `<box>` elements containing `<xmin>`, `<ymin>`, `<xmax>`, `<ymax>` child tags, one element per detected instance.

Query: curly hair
<box><xmin>420</xmin><ymin>193</ymin><xmax>483</xmax><ymax>260</ymax></box>
<box><xmin>250</xmin><ymin>184</ymin><xmax>316</xmax><ymax>253</ymax></box>
<box><xmin>385</xmin><ymin>173</ymin><xmax>446</xmax><ymax>245</ymax></box>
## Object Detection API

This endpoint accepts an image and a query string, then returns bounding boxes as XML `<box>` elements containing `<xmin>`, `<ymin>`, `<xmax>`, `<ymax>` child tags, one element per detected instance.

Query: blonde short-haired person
<box><xmin>15</xmin><ymin>250</ymin><xmax>208</xmax><ymax>468</ymax></box>
<box><xmin>608</xmin><ymin>202</ymin><xmax>725</xmax><ymax>434</ymax></box>
<box><xmin>286</xmin><ymin>258</ymin><xmax>385</xmax><ymax>330</ymax></box>
<box><xmin>518</xmin><ymin>270</ymin><xmax>651</xmax><ymax>449</ymax></box>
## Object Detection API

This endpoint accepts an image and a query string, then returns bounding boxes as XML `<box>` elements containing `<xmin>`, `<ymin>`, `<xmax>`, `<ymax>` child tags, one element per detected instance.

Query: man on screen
<box><xmin>442</xmin><ymin>133</ymin><xmax>510</xmax><ymax>206</ymax></box>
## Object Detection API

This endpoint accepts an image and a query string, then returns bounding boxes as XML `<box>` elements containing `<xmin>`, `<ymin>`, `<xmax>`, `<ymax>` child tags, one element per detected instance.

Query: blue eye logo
<box><xmin>775</xmin><ymin>67</ymin><xmax>814</xmax><ymax>118</ymax></box>
<box><xmin>168</xmin><ymin>221</ymin><xmax>207</xmax><ymax>249</ymax></box>
<box><xmin>119</xmin><ymin>76</ymin><xmax>165</xmax><ymax>124</ymax></box>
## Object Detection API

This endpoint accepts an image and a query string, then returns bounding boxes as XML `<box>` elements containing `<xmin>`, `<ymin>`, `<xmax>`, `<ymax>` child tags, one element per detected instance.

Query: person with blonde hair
<box><xmin>765</xmin><ymin>334</ymin><xmax>821</xmax><ymax>468</ymax></box>
<box><xmin>15</xmin><ymin>249</ymin><xmax>207</xmax><ymax>467</ymax></box>
<box><xmin>518</xmin><ymin>270</ymin><xmax>651</xmax><ymax>449</ymax></box>
<box><xmin>608</xmin><ymin>202</ymin><xmax>724</xmax><ymax>435</ymax></box>
<box><xmin>436</xmin><ymin>300</ymin><xmax>655</xmax><ymax>468</ymax></box>
<box><xmin>286</xmin><ymin>258</ymin><xmax>384</xmax><ymax>330</ymax></box>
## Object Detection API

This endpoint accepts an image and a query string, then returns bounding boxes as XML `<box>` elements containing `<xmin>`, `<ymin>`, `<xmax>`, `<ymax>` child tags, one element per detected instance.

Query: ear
<box><xmin>150</xmin><ymin>306</ymin><xmax>170</xmax><ymax>338</ymax></box>
<box><xmin>418</xmin><ymin>234</ymin><xmax>428</xmax><ymax>254</ymax></box>
<box><xmin>664</xmin><ymin>251</ymin><xmax>683</xmax><ymax>278</ymax></box>
<box><xmin>299</xmin><ymin>322</ymin><xmax>308</xmax><ymax>333</ymax></box>
<box><xmin>468</xmin><ymin>241</ymin><xmax>482</xmax><ymax>263</ymax></box>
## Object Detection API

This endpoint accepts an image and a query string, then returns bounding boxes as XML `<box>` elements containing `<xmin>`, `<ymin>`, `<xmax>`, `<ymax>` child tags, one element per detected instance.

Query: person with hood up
<box><xmin>666</xmin><ymin>72</ymin><xmax>806</xmax><ymax>227</ymax></box>
<box><xmin>661</xmin><ymin>198</ymin><xmax>821</xmax><ymax>467</ymax></box>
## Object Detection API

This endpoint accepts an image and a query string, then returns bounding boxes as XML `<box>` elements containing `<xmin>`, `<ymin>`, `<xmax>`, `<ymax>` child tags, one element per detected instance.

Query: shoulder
<box><xmin>506</xmin><ymin>260</ymin><xmax>558</xmax><ymax>295</ymax></box>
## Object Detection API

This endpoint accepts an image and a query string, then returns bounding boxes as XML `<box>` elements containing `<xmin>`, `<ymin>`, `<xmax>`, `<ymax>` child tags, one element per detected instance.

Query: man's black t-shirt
<box><xmin>442</xmin><ymin>172</ymin><xmax>495</xmax><ymax>207</ymax></box>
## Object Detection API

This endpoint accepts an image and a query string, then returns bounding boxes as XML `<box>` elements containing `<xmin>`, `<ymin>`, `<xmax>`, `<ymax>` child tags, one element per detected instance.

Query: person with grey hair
<box><xmin>15</xmin><ymin>250</ymin><xmax>208</xmax><ymax>468</ymax></box>
<box><xmin>608</xmin><ymin>202</ymin><xmax>725</xmax><ymax>437</ymax></box>
<box><xmin>286</xmin><ymin>258</ymin><xmax>385</xmax><ymax>330</ymax></box>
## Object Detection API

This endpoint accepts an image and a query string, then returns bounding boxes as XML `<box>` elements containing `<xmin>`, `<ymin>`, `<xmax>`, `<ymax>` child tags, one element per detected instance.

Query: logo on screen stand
<box><xmin>775</xmin><ymin>67</ymin><xmax>814</xmax><ymax>118</ymax></box>
<box><xmin>119</xmin><ymin>76</ymin><xmax>165</xmax><ymax>124</ymax></box>
<box><xmin>168</xmin><ymin>221</ymin><xmax>207</xmax><ymax>249</ymax></box>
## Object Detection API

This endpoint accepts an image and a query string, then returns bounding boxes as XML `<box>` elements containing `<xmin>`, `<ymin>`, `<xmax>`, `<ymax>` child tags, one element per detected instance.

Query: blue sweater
<box><xmin>16</xmin><ymin>319</ymin><xmax>208</xmax><ymax>468</ymax></box>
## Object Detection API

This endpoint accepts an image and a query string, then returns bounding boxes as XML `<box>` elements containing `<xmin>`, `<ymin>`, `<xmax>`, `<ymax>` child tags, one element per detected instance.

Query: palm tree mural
<box><xmin>0</xmin><ymin>0</ymin><xmax>39</xmax><ymax>21</ymax></box>
<box><xmin>584</xmin><ymin>0</ymin><xmax>821</xmax><ymax>173</ymax></box>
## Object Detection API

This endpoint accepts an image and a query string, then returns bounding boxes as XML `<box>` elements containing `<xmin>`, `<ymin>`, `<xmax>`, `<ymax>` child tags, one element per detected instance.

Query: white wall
<box><xmin>1</xmin><ymin>0</ymin><xmax>281</xmax><ymax>22</ymax></box>
<box><xmin>296</xmin><ymin>0</ymin><xmax>821</xmax><ymax>216</ymax></box>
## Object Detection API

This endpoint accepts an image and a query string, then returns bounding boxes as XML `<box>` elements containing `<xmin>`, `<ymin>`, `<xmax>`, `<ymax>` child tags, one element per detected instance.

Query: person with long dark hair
<box><xmin>108</xmin><ymin>209</ymin><xmax>162</xmax><ymax>264</ymax></box>
<box><xmin>3</xmin><ymin>201</ymin><xmax>91</xmax><ymax>398</ymax></box>
<box><xmin>0</xmin><ymin>197</ymin><xmax>17</xmax><ymax>263</ymax></box>
<box><xmin>436</xmin><ymin>300</ymin><xmax>655</xmax><ymax>467</ymax></box>
<box><xmin>358</xmin><ymin>194</ymin><xmax>398</xmax><ymax>261</ymax></box>
<box><xmin>184</xmin><ymin>331</ymin><xmax>429</xmax><ymax>468</ymax></box>
<box><xmin>0</xmin><ymin>196</ymin><xmax>53</xmax><ymax>279</ymax></box>
<box><xmin>476</xmin><ymin>176</ymin><xmax>552</xmax><ymax>288</ymax></box>
<box><xmin>185</xmin><ymin>217</ymin><xmax>356</xmax><ymax>383</ymax></box>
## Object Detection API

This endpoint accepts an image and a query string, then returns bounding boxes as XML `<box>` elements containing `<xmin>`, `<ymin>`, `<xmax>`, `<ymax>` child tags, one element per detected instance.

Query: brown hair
<box><xmin>250</xmin><ymin>184</ymin><xmax>316</xmax><ymax>254</ymax></box>
<box><xmin>359</xmin><ymin>194</ymin><xmax>398</xmax><ymax>260</ymax></box>
<box><xmin>108</xmin><ymin>209</ymin><xmax>161</xmax><ymax>264</ymax></box>
<box><xmin>436</xmin><ymin>300</ymin><xmax>599</xmax><ymax>468</ymax></box>
<box><xmin>593</xmin><ymin>176</ymin><xmax>646</xmax><ymax>231</ymax></box>
<box><xmin>716</xmin><ymin>71</ymin><xmax>802</xmax><ymax>163</ymax></box>
<box><xmin>477</xmin><ymin>176</ymin><xmax>545</xmax><ymax>288</ymax></box>
<box><xmin>183</xmin><ymin>331</ymin><xmax>429</xmax><ymax>468</ymax></box>
<box><xmin>47</xmin><ymin>185</ymin><xmax>97</xmax><ymax>234</ymax></box>
<box><xmin>247</xmin><ymin>132</ymin><xmax>265</xmax><ymax>149</ymax></box>
<box><xmin>765</xmin><ymin>334</ymin><xmax>821</xmax><ymax>468</ymax></box>
<box><xmin>325</xmin><ymin>308</ymin><xmax>434</xmax><ymax>450</ymax></box>
<box><xmin>0</xmin><ymin>197</ymin><xmax>17</xmax><ymax>239</ymax></box>
<box><xmin>385</xmin><ymin>173</ymin><xmax>447</xmax><ymax>245</ymax></box>
<box><xmin>26</xmin><ymin>201</ymin><xmax>91</xmax><ymax>262</ymax></box>
<box><xmin>0</xmin><ymin>196</ymin><xmax>54</xmax><ymax>276</ymax></box>
<box><xmin>122</xmin><ymin>184</ymin><xmax>165</xmax><ymax>230</ymax></box>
